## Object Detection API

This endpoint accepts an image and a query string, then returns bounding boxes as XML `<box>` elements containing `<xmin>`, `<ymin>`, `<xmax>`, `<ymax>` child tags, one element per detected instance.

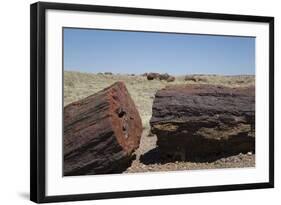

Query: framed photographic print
<box><xmin>30</xmin><ymin>1</ymin><xmax>274</xmax><ymax>203</ymax></box>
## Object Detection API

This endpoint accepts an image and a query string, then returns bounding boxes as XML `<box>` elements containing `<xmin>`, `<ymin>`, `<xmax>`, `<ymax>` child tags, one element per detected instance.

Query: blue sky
<box><xmin>63</xmin><ymin>28</ymin><xmax>255</xmax><ymax>75</ymax></box>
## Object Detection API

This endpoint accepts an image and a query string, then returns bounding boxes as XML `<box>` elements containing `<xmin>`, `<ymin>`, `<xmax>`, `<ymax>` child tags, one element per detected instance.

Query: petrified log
<box><xmin>150</xmin><ymin>84</ymin><xmax>255</xmax><ymax>161</ymax></box>
<box><xmin>147</xmin><ymin>72</ymin><xmax>160</xmax><ymax>80</ymax></box>
<box><xmin>159</xmin><ymin>73</ymin><xmax>170</xmax><ymax>80</ymax></box>
<box><xmin>184</xmin><ymin>75</ymin><xmax>197</xmax><ymax>82</ymax></box>
<box><xmin>64</xmin><ymin>81</ymin><xmax>142</xmax><ymax>176</ymax></box>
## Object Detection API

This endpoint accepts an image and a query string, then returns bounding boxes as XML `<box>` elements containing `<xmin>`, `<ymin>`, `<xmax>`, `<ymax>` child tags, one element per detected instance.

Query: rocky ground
<box><xmin>125</xmin><ymin>129</ymin><xmax>255</xmax><ymax>173</ymax></box>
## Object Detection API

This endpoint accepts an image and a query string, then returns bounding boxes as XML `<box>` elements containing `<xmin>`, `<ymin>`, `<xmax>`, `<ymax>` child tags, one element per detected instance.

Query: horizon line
<box><xmin>64</xmin><ymin>69</ymin><xmax>255</xmax><ymax>76</ymax></box>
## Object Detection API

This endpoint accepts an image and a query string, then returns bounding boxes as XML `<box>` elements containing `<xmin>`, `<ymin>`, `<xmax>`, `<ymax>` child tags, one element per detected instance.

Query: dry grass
<box><xmin>64</xmin><ymin>71</ymin><xmax>255</xmax><ymax>129</ymax></box>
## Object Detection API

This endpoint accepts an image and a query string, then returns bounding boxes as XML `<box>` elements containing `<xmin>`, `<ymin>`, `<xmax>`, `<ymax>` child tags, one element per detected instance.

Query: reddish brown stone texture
<box><xmin>64</xmin><ymin>81</ymin><xmax>142</xmax><ymax>176</ymax></box>
<box><xmin>150</xmin><ymin>84</ymin><xmax>255</xmax><ymax>161</ymax></box>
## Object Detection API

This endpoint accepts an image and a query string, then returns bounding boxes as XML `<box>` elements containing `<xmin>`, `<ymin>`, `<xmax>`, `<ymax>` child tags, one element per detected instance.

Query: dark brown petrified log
<box><xmin>64</xmin><ymin>82</ymin><xmax>142</xmax><ymax>176</ymax></box>
<box><xmin>150</xmin><ymin>84</ymin><xmax>255</xmax><ymax>161</ymax></box>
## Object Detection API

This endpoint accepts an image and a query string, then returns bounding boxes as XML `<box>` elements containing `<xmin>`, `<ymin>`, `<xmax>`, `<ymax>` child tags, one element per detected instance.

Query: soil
<box><xmin>125</xmin><ymin>129</ymin><xmax>255</xmax><ymax>173</ymax></box>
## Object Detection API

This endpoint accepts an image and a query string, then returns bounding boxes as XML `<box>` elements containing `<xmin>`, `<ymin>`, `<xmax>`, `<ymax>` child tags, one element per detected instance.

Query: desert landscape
<box><xmin>64</xmin><ymin>71</ymin><xmax>255</xmax><ymax>175</ymax></box>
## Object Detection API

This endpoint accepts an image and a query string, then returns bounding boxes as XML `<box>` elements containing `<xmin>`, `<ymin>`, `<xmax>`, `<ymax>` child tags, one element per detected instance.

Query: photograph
<box><xmin>30</xmin><ymin>2</ymin><xmax>274</xmax><ymax>202</ymax></box>
<box><xmin>63</xmin><ymin>28</ymin><xmax>256</xmax><ymax>176</ymax></box>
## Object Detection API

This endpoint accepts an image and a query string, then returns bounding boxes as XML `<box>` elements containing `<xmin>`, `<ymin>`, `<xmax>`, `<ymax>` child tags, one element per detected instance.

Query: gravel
<box><xmin>125</xmin><ymin>129</ymin><xmax>255</xmax><ymax>173</ymax></box>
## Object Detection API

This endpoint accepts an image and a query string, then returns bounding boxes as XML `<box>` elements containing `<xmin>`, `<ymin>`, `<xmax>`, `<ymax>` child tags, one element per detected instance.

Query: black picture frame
<box><xmin>30</xmin><ymin>1</ymin><xmax>274</xmax><ymax>203</ymax></box>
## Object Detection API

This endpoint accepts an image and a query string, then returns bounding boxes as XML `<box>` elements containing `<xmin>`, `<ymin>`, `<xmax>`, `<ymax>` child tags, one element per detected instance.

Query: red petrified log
<box><xmin>150</xmin><ymin>84</ymin><xmax>255</xmax><ymax>161</ymax></box>
<box><xmin>64</xmin><ymin>82</ymin><xmax>142</xmax><ymax>176</ymax></box>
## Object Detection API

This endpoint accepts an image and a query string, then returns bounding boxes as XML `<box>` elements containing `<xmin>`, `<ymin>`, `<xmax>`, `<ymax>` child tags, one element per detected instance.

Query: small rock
<box><xmin>184</xmin><ymin>75</ymin><xmax>197</xmax><ymax>82</ymax></box>
<box><xmin>167</xmin><ymin>76</ymin><xmax>175</xmax><ymax>82</ymax></box>
<box><xmin>234</xmin><ymin>157</ymin><xmax>240</xmax><ymax>163</ymax></box>
<box><xmin>159</xmin><ymin>73</ymin><xmax>169</xmax><ymax>81</ymax></box>
<box><xmin>147</xmin><ymin>73</ymin><xmax>160</xmax><ymax>80</ymax></box>
<box><xmin>220</xmin><ymin>158</ymin><xmax>226</xmax><ymax>163</ymax></box>
<box><xmin>104</xmin><ymin>72</ymin><xmax>113</xmax><ymax>75</ymax></box>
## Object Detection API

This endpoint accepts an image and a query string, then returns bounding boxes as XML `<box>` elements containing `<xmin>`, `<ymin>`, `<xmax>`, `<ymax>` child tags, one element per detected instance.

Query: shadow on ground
<box><xmin>139</xmin><ymin>147</ymin><xmax>254</xmax><ymax>165</ymax></box>
<box><xmin>18</xmin><ymin>192</ymin><xmax>29</xmax><ymax>200</ymax></box>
